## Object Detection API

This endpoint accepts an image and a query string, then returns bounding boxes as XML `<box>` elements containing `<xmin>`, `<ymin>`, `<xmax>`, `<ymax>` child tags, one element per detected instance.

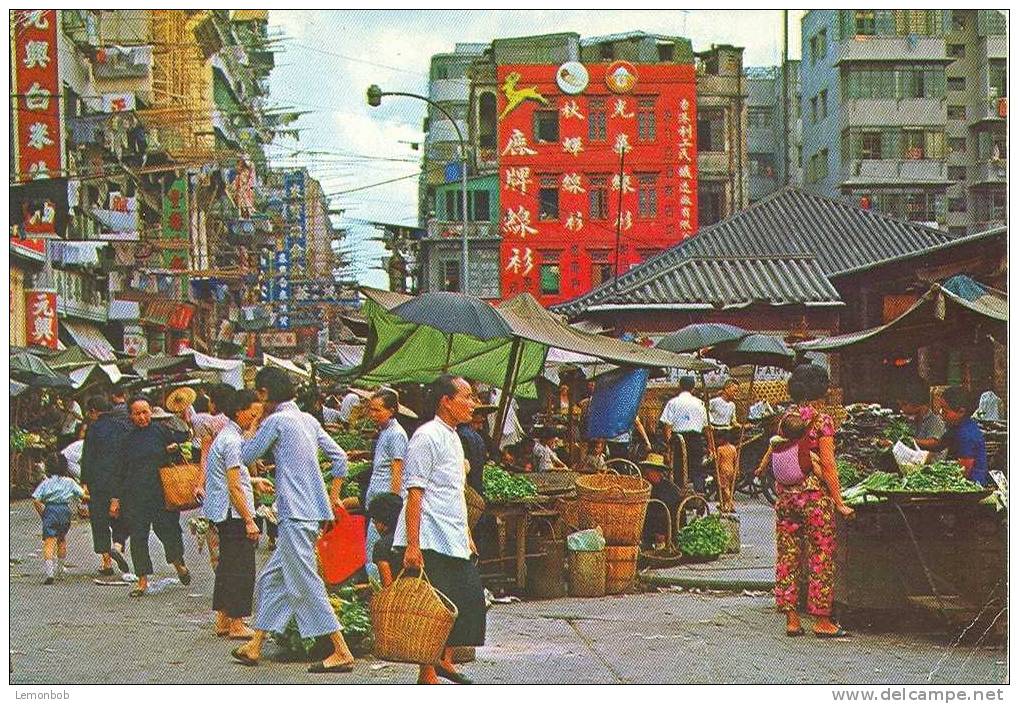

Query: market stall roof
<box><xmin>131</xmin><ymin>353</ymin><xmax>191</xmax><ymax>379</ymax></box>
<box><xmin>263</xmin><ymin>353</ymin><xmax>311</xmax><ymax>379</ymax></box>
<box><xmin>553</xmin><ymin>188</ymin><xmax>962</xmax><ymax>317</ymax></box>
<box><xmin>61</xmin><ymin>320</ymin><xmax>117</xmax><ymax>362</ymax></box>
<box><xmin>793</xmin><ymin>276</ymin><xmax>1006</xmax><ymax>353</ymax></box>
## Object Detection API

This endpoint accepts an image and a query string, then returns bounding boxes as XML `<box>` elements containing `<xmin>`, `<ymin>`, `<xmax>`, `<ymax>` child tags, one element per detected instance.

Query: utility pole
<box><xmin>612</xmin><ymin>147</ymin><xmax>626</xmax><ymax>290</ymax></box>
<box><xmin>782</xmin><ymin>9</ymin><xmax>790</xmax><ymax>187</ymax></box>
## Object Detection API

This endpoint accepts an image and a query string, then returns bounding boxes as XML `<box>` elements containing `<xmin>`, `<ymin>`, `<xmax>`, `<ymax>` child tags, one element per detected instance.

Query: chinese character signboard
<box><xmin>10</xmin><ymin>10</ymin><xmax>64</xmax><ymax>252</ymax></box>
<box><xmin>276</xmin><ymin>170</ymin><xmax>307</xmax><ymax>330</ymax></box>
<box><xmin>497</xmin><ymin>62</ymin><xmax>697</xmax><ymax>304</ymax></box>
<box><xmin>123</xmin><ymin>324</ymin><xmax>147</xmax><ymax>356</ymax></box>
<box><xmin>26</xmin><ymin>289</ymin><xmax>58</xmax><ymax>349</ymax></box>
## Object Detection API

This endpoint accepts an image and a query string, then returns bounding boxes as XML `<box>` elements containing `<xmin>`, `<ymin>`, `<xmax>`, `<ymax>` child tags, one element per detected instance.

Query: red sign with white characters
<box><xmin>497</xmin><ymin>63</ymin><xmax>697</xmax><ymax>306</ymax></box>
<box><xmin>26</xmin><ymin>289</ymin><xmax>58</xmax><ymax>349</ymax></box>
<box><xmin>11</xmin><ymin>10</ymin><xmax>63</xmax><ymax>251</ymax></box>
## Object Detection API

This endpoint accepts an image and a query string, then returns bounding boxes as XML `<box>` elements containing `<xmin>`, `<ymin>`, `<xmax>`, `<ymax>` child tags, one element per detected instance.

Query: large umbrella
<box><xmin>10</xmin><ymin>351</ymin><xmax>74</xmax><ymax>388</ymax></box>
<box><xmin>390</xmin><ymin>292</ymin><xmax>512</xmax><ymax>341</ymax></box>
<box><xmin>655</xmin><ymin>323</ymin><xmax>748</xmax><ymax>354</ymax></box>
<box><xmin>712</xmin><ymin>333</ymin><xmax>796</xmax><ymax>370</ymax></box>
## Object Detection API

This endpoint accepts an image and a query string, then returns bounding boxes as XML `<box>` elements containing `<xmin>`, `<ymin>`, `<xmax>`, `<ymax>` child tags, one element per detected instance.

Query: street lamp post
<box><xmin>367</xmin><ymin>85</ymin><xmax>469</xmax><ymax>294</ymax></box>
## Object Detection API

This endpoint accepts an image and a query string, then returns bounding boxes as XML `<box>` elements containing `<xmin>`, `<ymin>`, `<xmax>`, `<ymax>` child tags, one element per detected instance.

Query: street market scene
<box><xmin>7</xmin><ymin>8</ymin><xmax>1010</xmax><ymax>691</ymax></box>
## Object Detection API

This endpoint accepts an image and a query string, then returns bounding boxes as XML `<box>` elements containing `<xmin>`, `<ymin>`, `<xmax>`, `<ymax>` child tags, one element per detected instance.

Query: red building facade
<box><xmin>498</xmin><ymin>61</ymin><xmax>698</xmax><ymax>305</ymax></box>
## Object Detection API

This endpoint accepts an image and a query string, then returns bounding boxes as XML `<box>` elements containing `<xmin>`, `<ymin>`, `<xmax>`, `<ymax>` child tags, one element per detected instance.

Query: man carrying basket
<box><xmin>392</xmin><ymin>375</ymin><xmax>486</xmax><ymax>684</ymax></box>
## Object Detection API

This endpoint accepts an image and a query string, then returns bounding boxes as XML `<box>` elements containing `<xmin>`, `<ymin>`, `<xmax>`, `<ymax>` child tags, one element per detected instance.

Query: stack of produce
<box><xmin>676</xmin><ymin>515</ymin><xmax>730</xmax><ymax>561</ymax></box>
<box><xmin>841</xmin><ymin>460</ymin><xmax>985</xmax><ymax>506</ymax></box>
<box><xmin>481</xmin><ymin>462</ymin><xmax>537</xmax><ymax>503</ymax></box>
<box><xmin>836</xmin><ymin>404</ymin><xmax>906</xmax><ymax>470</ymax></box>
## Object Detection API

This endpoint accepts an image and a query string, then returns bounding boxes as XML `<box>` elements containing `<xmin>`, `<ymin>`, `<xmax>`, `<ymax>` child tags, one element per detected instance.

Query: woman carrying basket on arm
<box><xmin>392</xmin><ymin>375</ymin><xmax>486</xmax><ymax>685</ymax></box>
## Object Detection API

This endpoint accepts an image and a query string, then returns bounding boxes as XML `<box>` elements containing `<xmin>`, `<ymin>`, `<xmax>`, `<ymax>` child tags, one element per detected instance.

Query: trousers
<box><xmin>126</xmin><ymin>501</ymin><xmax>184</xmax><ymax>576</ymax></box>
<box><xmin>252</xmin><ymin>519</ymin><xmax>340</xmax><ymax>639</ymax></box>
<box><xmin>774</xmin><ymin>489</ymin><xmax>836</xmax><ymax>617</ymax></box>
<box><xmin>213</xmin><ymin>518</ymin><xmax>256</xmax><ymax>618</ymax></box>
<box><xmin>88</xmin><ymin>492</ymin><xmax>130</xmax><ymax>554</ymax></box>
<box><xmin>671</xmin><ymin>432</ymin><xmax>706</xmax><ymax>492</ymax></box>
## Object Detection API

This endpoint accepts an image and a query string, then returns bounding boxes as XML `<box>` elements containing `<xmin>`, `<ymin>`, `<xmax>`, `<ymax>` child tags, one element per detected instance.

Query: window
<box><xmin>947</xmin><ymin>44</ymin><xmax>965</xmax><ymax>60</ymax></box>
<box><xmin>902</xmin><ymin>130</ymin><xmax>925</xmax><ymax>159</ymax></box>
<box><xmin>843</xmin><ymin>66</ymin><xmax>945</xmax><ymax>100</ymax></box>
<box><xmin>810</xmin><ymin>29</ymin><xmax>827</xmax><ymax>64</ymax></box>
<box><xmin>951</xmin><ymin>11</ymin><xmax>967</xmax><ymax>32</ymax></box>
<box><xmin>894</xmin><ymin>10</ymin><xmax>937</xmax><ymax>36</ymax></box>
<box><xmin>855</xmin><ymin>10</ymin><xmax>876</xmax><ymax>35</ymax></box>
<box><xmin>697</xmin><ymin>108</ymin><xmax>725</xmax><ymax>152</ymax></box>
<box><xmin>478</xmin><ymin>93</ymin><xmax>497</xmax><ymax>150</ymax></box>
<box><xmin>443</xmin><ymin>190</ymin><xmax>463</xmax><ymax>220</ymax></box>
<box><xmin>600</xmin><ymin>44</ymin><xmax>614</xmax><ymax>61</ymax></box>
<box><xmin>534</xmin><ymin>110</ymin><xmax>559</xmax><ymax>143</ymax></box>
<box><xmin>539</xmin><ymin>261</ymin><xmax>560</xmax><ymax>295</ymax></box>
<box><xmin>749</xmin><ymin>153</ymin><xmax>776</xmax><ymax>177</ymax></box>
<box><xmin>947</xmin><ymin>165</ymin><xmax>967</xmax><ymax>181</ymax></box>
<box><xmin>860</xmin><ymin>131</ymin><xmax>882</xmax><ymax>159</ymax></box>
<box><xmin>442</xmin><ymin>260</ymin><xmax>460</xmax><ymax>292</ymax></box>
<box><xmin>698</xmin><ymin>181</ymin><xmax>725</xmax><ymax>225</ymax></box>
<box><xmin>657</xmin><ymin>44</ymin><xmax>674</xmax><ymax>62</ymax></box>
<box><xmin>748</xmin><ymin>107</ymin><xmax>772</xmax><ymax>128</ymax></box>
<box><xmin>588</xmin><ymin>175</ymin><xmax>609</xmax><ymax>220</ymax></box>
<box><xmin>989</xmin><ymin>190</ymin><xmax>1006</xmax><ymax>220</ymax></box>
<box><xmin>948</xmin><ymin>197</ymin><xmax>967</xmax><ymax>213</ymax></box>
<box><xmin>637</xmin><ymin>98</ymin><xmax>656</xmax><ymax>142</ymax></box>
<box><xmin>949</xmin><ymin>226</ymin><xmax>968</xmax><ymax>237</ymax></box>
<box><xmin>588</xmin><ymin>98</ymin><xmax>606</xmax><ymax>141</ymax></box>
<box><xmin>989</xmin><ymin>63</ymin><xmax>1007</xmax><ymax>98</ymax></box>
<box><xmin>538</xmin><ymin>174</ymin><xmax>559</xmax><ymax>220</ymax></box>
<box><xmin>590</xmin><ymin>251</ymin><xmax>613</xmax><ymax>287</ymax></box>
<box><xmin>905</xmin><ymin>192</ymin><xmax>937</xmax><ymax>222</ymax></box>
<box><xmin>948</xmin><ymin>137</ymin><xmax>967</xmax><ymax>154</ymax></box>
<box><xmin>636</xmin><ymin>173</ymin><xmax>658</xmax><ymax>218</ymax></box>
<box><xmin>471</xmin><ymin>190</ymin><xmax>491</xmax><ymax>221</ymax></box>
<box><xmin>819</xmin><ymin>89</ymin><xmax>828</xmax><ymax>120</ymax></box>
<box><xmin>947</xmin><ymin>105</ymin><xmax>966</xmax><ymax>120</ymax></box>
<box><xmin>947</xmin><ymin>76</ymin><xmax>966</xmax><ymax>91</ymax></box>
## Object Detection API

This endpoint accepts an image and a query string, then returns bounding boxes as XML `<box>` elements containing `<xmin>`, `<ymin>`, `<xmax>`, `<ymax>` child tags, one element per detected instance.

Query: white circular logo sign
<box><xmin>556</xmin><ymin>62</ymin><xmax>589</xmax><ymax>95</ymax></box>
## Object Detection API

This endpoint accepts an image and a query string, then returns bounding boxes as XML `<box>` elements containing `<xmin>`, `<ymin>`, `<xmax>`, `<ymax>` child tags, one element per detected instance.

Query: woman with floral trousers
<box><xmin>770</xmin><ymin>364</ymin><xmax>854</xmax><ymax>639</ymax></box>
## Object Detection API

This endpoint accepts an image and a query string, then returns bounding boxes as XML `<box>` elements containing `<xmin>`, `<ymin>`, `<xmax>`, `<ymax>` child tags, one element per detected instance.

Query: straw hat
<box><xmin>640</xmin><ymin>453</ymin><xmax>671</xmax><ymax>471</ymax></box>
<box><xmin>165</xmin><ymin>386</ymin><xmax>197</xmax><ymax>414</ymax></box>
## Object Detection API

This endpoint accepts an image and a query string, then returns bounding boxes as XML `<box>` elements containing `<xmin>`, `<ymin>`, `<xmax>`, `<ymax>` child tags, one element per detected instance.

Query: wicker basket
<box><xmin>159</xmin><ymin>463</ymin><xmax>202</xmax><ymax>511</ymax></box>
<box><xmin>371</xmin><ymin>569</ymin><xmax>458</xmax><ymax>665</ymax></box>
<box><xmin>576</xmin><ymin>473</ymin><xmax>651</xmax><ymax>546</ymax></box>
<box><xmin>465</xmin><ymin>485</ymin><xmax>486</xmax><ymax>532</ymax></box>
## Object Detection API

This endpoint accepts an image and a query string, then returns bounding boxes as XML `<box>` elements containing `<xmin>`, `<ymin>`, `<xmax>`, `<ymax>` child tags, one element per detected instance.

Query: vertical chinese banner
<box><xmin>11</xmin><ymin>10</ymin><xmax>63</xmax><ymax>252</ymax></box>
<box><xmin>26</xmin><ymin>290</ymin><xmax>58</xmax><ymax>349</ymax></box>
<box><xmin>162</xmin><ymin>177</ymin><xmax>190</xmax><ymax>297</ymax></box>
<box><xmin>675</xmin><ymin>95</ymin><xmax>698</xmax><ymax>238</ymax></box>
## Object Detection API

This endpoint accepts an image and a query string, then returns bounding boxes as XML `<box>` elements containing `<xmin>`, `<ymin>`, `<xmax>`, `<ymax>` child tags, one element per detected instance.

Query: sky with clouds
<box><xmin>266</xmin><ymin>10</ymin><xmax>806</xmax><ymax>288</ymax></box>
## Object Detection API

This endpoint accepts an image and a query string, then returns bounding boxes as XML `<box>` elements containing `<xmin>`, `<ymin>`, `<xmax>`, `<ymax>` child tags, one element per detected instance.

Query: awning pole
<box><xmin>492</xmin><ymin>337</ymin><xmax>523</xmax><ymax>451</ymax></box>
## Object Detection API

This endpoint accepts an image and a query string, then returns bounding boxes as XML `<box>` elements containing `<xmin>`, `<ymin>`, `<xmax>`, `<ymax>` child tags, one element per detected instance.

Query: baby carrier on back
<box><xmin>769</xmin><ymin>412</ymin><xmax>819</xmax><ymax>486</ymax></box>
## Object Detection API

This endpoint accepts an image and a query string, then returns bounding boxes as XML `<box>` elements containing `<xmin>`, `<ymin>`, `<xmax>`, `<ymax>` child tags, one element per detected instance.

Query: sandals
<box><xmin>785</xmin><ymin>627</ymin><xmax>805</xmax><ymax>637</ymax></box>
<box><xmin>308</xmin><ymin>660</ymin><xmax>355</xmax><ymax>673</ymax></box>
<box><xmin>814</xmin><ymin>628</ymin><xmax>850</xmax><ymax>639</ymax></box>
<box><xmin>435</xmin><ymin>664</ymin><xmax>474</xmax><ymax>684</ymax></box>
<box><xmin>231</xmin><ymin>646</ymin><xmax>259</xmax><ymax>667</ymax></box>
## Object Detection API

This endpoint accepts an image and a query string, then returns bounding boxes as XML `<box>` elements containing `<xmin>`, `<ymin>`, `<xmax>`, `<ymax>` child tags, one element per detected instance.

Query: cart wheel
<box><xmin>676</xmin><ymin>495</ymin><xmax>709</xmax><ymax>529</ymax></box>
<box><xmin>756</xmin><ymin>474</ymin><xmax>777</xmax><ymax>505</ymax></box>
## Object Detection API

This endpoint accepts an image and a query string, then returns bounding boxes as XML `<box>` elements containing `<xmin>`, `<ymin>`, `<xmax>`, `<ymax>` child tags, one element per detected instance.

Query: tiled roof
<box><xmin>553</xmin><ymin>188</ymin><xmax>962</xmax><ymax>317</ymax></box>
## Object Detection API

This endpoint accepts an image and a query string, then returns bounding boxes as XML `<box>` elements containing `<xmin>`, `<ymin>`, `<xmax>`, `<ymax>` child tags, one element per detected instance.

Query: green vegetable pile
<box><xmin>348</xmin><ymin>460</ymin><xmax>372</xmax><ymax>479</ymax></box>
<box><xmin>882</xmin><ymin>418</ymin><xmax>914</xmax><ymax>443</ymax></box>
<box><xmin>836</xmin><ymin>458</ymin><xmax>864</xmax><ymax>489</ymax></box>
<box><xmin>676</xmin><ymin>515</ymin><xmax>729</xmax><ymax>558</ymax></box>
<box><xmin>10</xmin><ymin>428</ymin><xmax>30</xmax><ymax>452</ymax></box>
<box><xmin>841</xmin><ymin>471</ymin><xmax>900</xmax><ymax>506</ymax></box>
<box><xmin>894</xmin><ymin>460</ymin><xmax>983</xmax><ymax>493</ymax></box>
<box><xmin>273</xmin><ymin>587</ymin><xmax>372</xmax><ymax>658</ymax></box>
<box><xmin>482</xmin><ymin>462</ymin><xmax>537</xmax><ymax>503</ymax></box>
<box><xmin>341</xmin><ymin>479</ymin><xmax>361</xmax><ymax>500</ymax></box>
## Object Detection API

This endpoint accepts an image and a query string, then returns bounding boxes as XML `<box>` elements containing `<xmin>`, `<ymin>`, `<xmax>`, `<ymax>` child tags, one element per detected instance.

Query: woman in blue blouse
<box><xmin>363</xmin><ymin>388</ymin><xmax>409</xmax><ymax>573</ymax></box>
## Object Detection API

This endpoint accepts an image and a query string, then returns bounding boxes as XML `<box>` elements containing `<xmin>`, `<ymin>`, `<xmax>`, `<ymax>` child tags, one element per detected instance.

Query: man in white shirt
<box><xmin>337</xmin><ymin>388</ymin><xmax>361</xmax><ymax>425</ymax></box>
<box><xmin>709</xmin><ymin>381</ymin><xmax>738</xmax><ymax>428</ymax></box>
<box><xmin>394</xmin><ymin>375</ymin><xmax>485</xmax><ymax>684</ymax></box>
<box><xmin>659</xmin><ymin>376</ymin><xmax>710</xmax><ymax>493</ymax></box>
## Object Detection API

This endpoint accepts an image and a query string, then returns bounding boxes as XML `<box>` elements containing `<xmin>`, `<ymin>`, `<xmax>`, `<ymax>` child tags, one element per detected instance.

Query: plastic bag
<box><xmin>892</xmin><ymin>439</ymin><xmax>929</xmax><ymax>474</ymax></box>
<box><xmin>566</xmin><ymin>527</ymin><xmax>605</xmax><ymax>552</ymax></box>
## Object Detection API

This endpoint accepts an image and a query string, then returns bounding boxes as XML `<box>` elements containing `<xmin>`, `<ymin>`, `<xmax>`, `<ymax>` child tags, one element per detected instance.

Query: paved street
<box><xmin>9</xmin><ymin>500</ymin><xmax>1005</xmax><ymax>685</ymax></box>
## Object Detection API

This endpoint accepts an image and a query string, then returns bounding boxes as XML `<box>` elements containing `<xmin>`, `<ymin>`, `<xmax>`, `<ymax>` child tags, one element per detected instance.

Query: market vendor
<box><xmin>640</xmin><ymin>452</ymin><xmax>682</xmax><ymax>546</ymax></box>
<box><xmin>933</xmin><ymin>386</ymin><xmax>990</xmax><ymax>486</ymax></box>
<box><xmin>891</xmin><ymin>376</ymin><xmax>946</xmax><ymax>451</ymax></box>
<box><xmin>533</xmin><ymin>427</ymin><xmax>569</xmax><ymax>472</ymax></box>
<box><xmin>458</xmin><ymin>404</ymin><xmax>494</xmax><ymax>496</ymax></box>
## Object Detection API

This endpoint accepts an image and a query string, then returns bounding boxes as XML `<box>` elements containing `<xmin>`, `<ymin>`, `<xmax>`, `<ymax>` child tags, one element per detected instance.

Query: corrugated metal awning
<box><xmin>61</xmin><ymin>320</ymin><xmax>117</xmax><ymax>362</ymax></box>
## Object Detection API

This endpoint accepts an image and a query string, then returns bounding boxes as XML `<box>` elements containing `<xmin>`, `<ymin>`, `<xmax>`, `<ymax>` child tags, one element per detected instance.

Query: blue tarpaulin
<box><xmin>586</xmin><ymin>366</ymin><xmax>650</xmax><ymax>440</ymax></box>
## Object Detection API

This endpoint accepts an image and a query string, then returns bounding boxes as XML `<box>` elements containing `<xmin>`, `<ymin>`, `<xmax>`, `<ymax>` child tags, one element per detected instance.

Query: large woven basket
<box><xmin>371</xmin><ymin>569</ymin><xmax>458</xmax><ymax>665</ymax></box>
<box><xmin>576</xmin><ymin>473</ymin><xmax>651</xmax><ymax>546</ymax></box>
<box><xmin>465</xmin><ymin>485</ymin><xmax>486</xmax><ymax>532</ymax></box>
<box><xmin>159</xmin><ymin>463</ymin><xmax>202</xmax><ymax>511</ymax></box>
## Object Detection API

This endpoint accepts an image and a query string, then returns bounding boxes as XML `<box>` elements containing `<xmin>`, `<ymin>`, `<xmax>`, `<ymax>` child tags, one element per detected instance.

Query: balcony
<box><xmin>970</xmin><ymin>160</ymin><xmax>1007</xmax><ymax>185</ymax></box>
<box><xmin>698</xmin><ymin>152</ymin><xmax>732</xmax><ymax>176</ymax></box>
<box><xmin>696</xmin><ymin>73</ymin><xmax>746</xmax><ymax>98</ymax></box>
<box><xmin>426</xmin><ymin>119</ymin><xmax>469</xmax><ymax>144</ymax></box>
<box><xmin>834</xmin><ymin>35</ymin><xmax>949</xmax><ymax>64</ymax></box>
<box><xmin>982</xmin><ymin>35</ymin><xmax>1007</xmax><ymax>60</ymax></box>
<box><xmin>426</xmin><ymin>220</ymin><xmax>498</xmax><ymax>240</ymax></box>
<box><xmin>969</xmin><ymin>97</ymin><xmax>1007</xmax><ymax>125</ymax></box>
<box><xmin>428</xmin><ymin>78</ymin><xmax>469</xmax><ymax>105</ymax></box>
<box><xmin>840</xmin><ymin>159</ymin><xmax>949</xmax><ymax>186</ymax></box>
<box><xmin>841</xmin><ymin>98</ymin><xmax>946</xmax><ymax>127</ymax></box>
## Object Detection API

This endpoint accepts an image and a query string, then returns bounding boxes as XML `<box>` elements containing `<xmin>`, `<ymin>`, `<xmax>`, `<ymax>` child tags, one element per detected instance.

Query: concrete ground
<box><xmin>8</xmin><ymin>500</ymin><xmax>1006</xmax><ymax>685</ymax></box>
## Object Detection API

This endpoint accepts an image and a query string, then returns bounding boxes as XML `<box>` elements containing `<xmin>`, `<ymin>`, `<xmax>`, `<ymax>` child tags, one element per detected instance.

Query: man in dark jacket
<box><xmin>110</xmin><ymin>385</ymin><xmax>129</xmax><ymax>421</ymax></box>
<box><xmin>80</xmin><ymin>395</ymin><xmax>131</xmax><ymax>575</ymax></box>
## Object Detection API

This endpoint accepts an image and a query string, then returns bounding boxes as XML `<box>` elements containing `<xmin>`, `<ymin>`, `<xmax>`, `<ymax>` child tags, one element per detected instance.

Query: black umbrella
<box><xmin>655</xmin><ymin>323</ymin><xmax>748</xmax><ymax>354</ymax></box>
<box><xmin>712</xmin><ymin>333</ymin><xmax>796</xmax><ymax>370</ymax></box>
<box><xmin>10</xmin><ymin>351</ymin><xmax>73</xmax><ymax>388</ymax></box>
<box><xmin>390</xmin><ymin>292</ymin><xmax>512</xmax><ymax>341</ymax></box>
